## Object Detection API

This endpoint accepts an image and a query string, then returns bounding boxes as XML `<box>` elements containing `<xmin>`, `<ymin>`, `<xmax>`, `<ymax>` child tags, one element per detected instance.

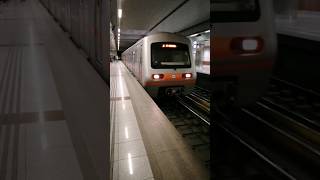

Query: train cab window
<box><xmin>213</xmin><ymin>0</ymin><xmax>260</xmax><ymax>22</ymax></box>
<box><xmin>151</xmin><ymin>42</ymin><xmax>191</xmax><ymax>69</ymax></box>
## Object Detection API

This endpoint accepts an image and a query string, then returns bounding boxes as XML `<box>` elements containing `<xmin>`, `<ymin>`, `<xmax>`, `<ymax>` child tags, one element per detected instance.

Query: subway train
<box><xmin>212</xmin><ymin>0</ymin><xmax>277</xmax><ymax>107</ymax></box>
<box><xmin>39</xmin><ymin>0</ymin><xmax>109</xmax><ymax>82</ymax></box>
<box><xmin>122</xmin><ymin>33</ymin><xmax>196</xmax><ymax>97</ymax></box>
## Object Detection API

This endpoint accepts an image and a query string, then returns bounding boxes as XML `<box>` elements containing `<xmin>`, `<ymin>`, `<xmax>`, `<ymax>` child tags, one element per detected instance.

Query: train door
<box><xmin>135</xmin><ymin>50</ymin><xmax>139</xmax><ymax>77</ymax></box>
<box><xmin>138</xmin><ymin>45</ymin><xmax>142</xmax><ymax>82</ymax></box>
<box><xmin>133</xmin><ymin>51</ymin><xmax>136</xmax><ymax>75</ymax></box>
<box><xmin>131</xmin><ymin>53</ymin><xmax>133</xmax><ymax>70</ymax></box>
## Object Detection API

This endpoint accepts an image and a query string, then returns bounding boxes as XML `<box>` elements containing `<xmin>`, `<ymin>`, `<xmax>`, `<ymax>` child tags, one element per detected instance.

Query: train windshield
<box><xmin>212</xmin><ymin>0</ymin><xmax>260</xmax><ymax>22</ymax></box>
<box><xmin>151</xmin><ymin>42</ymin><xmax>191</xmax><ymax>69</ymax></box>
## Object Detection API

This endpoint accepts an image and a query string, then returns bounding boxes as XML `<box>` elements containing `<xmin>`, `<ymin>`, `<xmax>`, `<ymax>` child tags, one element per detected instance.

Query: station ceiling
<box><xmin>111</xmin><ymin>0</ymin><xmax>210</xmax><ymax>51</ymax></box>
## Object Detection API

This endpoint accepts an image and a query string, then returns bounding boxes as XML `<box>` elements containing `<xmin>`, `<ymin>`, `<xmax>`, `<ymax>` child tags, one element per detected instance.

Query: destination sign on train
<box><xmin>162</xmin><ymin>44</ymin><xmax>177</xmax><ymax>48</ymax></box>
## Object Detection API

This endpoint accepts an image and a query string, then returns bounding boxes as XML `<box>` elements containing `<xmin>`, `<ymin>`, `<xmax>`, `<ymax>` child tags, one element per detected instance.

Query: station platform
<box><xmin>110</xmin><ymin>61</ymin><xmax>209</xmax><ymax>180</ymax></box>
<box><xmin>0</xmin><ymin>0</ymin><xmax>109</xmax><ymax>180</ymax></box>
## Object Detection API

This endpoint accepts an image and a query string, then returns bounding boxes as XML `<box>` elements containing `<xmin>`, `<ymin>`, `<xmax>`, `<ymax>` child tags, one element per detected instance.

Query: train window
<box><xmin>212</xmin><ymin>0</ymin><xmax>260</xmax><ymax>22</ymax></box>
<box><xmin>151</xmin><ymin>42</ymin><xmax>191</xmax><ymax>69</ymax></box>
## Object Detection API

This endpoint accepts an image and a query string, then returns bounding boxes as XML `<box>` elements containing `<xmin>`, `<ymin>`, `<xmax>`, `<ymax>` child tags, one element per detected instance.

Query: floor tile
<box><xmin>27</xmin><ymin>147</ymin><xmax>83</xmax><ymax>180</ymax></box>
<box><xmin>118</xmin><ymin>156</ymin><xmax>153</xmax><ymax>180</ymax></box>
<box><xmin>118</xmin><ymin>123</ymin><xmax>142</xmax><ymax>143</ymax></box>
<box><xmin>118</xmin><ymin>140</ymin><xmax>147</xmax><ymax>160</ymax></box>
<box><xmin>26</xmin><ymin>121</ymin><xmax>72</xmax><ymax>151</ymax></box>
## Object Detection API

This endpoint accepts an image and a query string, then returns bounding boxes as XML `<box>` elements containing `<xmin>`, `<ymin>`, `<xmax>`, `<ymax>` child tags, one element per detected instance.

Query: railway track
<box><xmin>263</xmin><ymin>77</ymin><xmax>320</xmax><ymax>129</ymax></box>
<box><xmin>156</xmin><ymin>79</ymin><xmax>320</xmax><ymax>179</ymax></box>
<box><xmin>248</xmin><ymin>77</ymin><xmax>320</xmax><ymax>179</ymax></box>
<box><xmin>212</xmin><ymin>77</ymin><xmax>320</xmax><ymax>179</ymax></box>
<box><xmin>155</xmin><ymin>86</ymin><xmax>211</xmax><ymax>169</ymax></box>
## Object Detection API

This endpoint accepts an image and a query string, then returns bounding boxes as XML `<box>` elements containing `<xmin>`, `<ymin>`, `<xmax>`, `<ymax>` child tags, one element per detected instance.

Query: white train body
<box><xmin>122</xmin><ymin>33</ymin><xmax>196</xmax><ymax>96</ymax></box>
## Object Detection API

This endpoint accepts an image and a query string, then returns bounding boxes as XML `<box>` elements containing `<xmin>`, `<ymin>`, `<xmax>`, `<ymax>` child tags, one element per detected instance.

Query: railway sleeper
<box><xmin>172</xmin><ymin>120</ymin><xmax>186</xmax><ymax>127</ymax></box>
<box><xmin>239</xmin><ymin>108</ymin><xmax>320</xmax><ymax>177</ymax></box>
<box><xmin>180</xmin><ymin>128</ymin><xmax>194</xmax><ymax>136</ymax></box>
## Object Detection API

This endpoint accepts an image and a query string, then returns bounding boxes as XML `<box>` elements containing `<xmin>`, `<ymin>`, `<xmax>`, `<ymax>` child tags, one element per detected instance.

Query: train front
<box><xmin>212</xmin><ymin>0</ymin><xmax>277</xmax><ymax>107</ymax></box>
<box><xmin>144</xmin><ymin>33</ymin><xmax>196</xmax><ymax>97</ymax></box>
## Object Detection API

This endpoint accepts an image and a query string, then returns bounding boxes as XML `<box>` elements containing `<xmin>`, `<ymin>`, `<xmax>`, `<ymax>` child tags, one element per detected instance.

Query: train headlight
<box><xmin>152</xmin><ymin>74</ymin><xmax>164</xmax><ymax>79</ymax></box>
<box><xmin>153</xmin><ymin>74</ymin><xmax>160</xmax><ymax>79</ymax></box>
<box><xmin>242</xmin><ymin>39</ymin><xmax>258</xmax><ymax>51</ymax></box>
<box><xmin>183</xmin><ymin>73</ymin><xmax>192</xmax><ymax>79</ymax></box>
<box><xmin>231</xmin><ymin>37</ymin><xmax>263</xmax><ymax>54</ymax></box>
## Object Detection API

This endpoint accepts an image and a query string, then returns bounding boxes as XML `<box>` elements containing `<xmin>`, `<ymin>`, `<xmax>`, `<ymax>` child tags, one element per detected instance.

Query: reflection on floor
<box><xmin>110</xmin><ymin>62</ymin><xmax>154</xmax><ymax>180</ymax></box>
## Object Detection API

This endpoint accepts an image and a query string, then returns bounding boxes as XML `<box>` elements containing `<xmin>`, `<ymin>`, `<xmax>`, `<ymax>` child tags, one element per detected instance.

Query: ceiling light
<box><xmin>118</xmin><ymin>9</ymin><xmax>122</xmax><ymax>18</ymax></box>
<box><xmin>205</xmin><ymin>30</ymin><xmax>210</xmax><ymax>33</ymax></box>
<box><xmin>189</xmin><ymin>33</ymin><xmax>198</xmax><ymax>37</ymax></box>
<box><xmin>118</xmin><ymin>28</ymin><xmax>120</xmax><ymax>33</ymax></box>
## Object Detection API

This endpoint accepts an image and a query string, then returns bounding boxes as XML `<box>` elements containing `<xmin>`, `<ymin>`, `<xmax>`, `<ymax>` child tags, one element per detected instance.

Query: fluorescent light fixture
<box><xmin>189</xmin><ymin>33</ymin><xmax>198</xmax><ymax>37</ymax></box>
<box><xmin>205</xmin><ymin>30</ymin><xmax>210</xmax><ymax>33</ymax></box>
<box><xmin>118</xmin><ymin>9</ymin><xmax>122</xmax><ymax>18</ymax></box>
<box><xmin>118</xmin><ymin>28</ymin><xmax>120</xmax><ymax>33</ymax></box>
